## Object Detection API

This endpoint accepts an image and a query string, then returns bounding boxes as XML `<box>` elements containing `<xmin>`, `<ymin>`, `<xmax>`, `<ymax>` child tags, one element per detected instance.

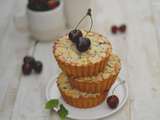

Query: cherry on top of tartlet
<box><xmin>67</xmin><ymin>9</ymin><xmax>93</xmax><ymax>52</ymax></box>
<box><xmin>53</xmin><ymin>30</ymin><xmax>112</xmax><ymax>65</ymax></box>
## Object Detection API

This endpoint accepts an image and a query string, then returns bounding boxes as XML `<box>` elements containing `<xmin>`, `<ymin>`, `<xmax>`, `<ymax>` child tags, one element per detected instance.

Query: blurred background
<box><xmin>0</xmin><ymin>0</ymin><xmax>160</xmax><ymax>120</ymax></box>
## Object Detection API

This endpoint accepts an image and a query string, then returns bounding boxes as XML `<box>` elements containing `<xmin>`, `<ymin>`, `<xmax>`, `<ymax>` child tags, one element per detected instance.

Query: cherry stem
<box><xmin>31</xmin><ymin>40</ymin><xmax>39</xmax><ymax>56</ymax></box>
<box><xmin>88</xmin><ymin>8</ymin><xmax>93</xmax><ymax>33</ymax></box>
<box><xmin>88</xmin><ymin>15</ymin><xmax>93</xmax><ymax>33</ymax></box>
<box><xmin>75</xmin><ymin>14</ymin><xmax>87</xmax><ymax>30</ymax></box>
<box><xmin>74</xmin><ymin>8</ymin><xmax>93</xmax><ymax>33</ymax></box>
<box><xmin>111</xmin><ymin>79</ymin><xmax>125</xmax><ymax>95</ymax></box>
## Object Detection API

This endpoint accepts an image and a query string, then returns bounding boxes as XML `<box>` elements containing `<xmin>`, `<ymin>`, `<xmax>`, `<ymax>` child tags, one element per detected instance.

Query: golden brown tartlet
<box><xmin>57</xmin><ymin>73</ymin><xmax>107</xmax><ymax>108</ymax></box>
<box><xmin>69</xmin><ymin>54</ymin><xmax>121</xmax><ymax>93</ymax></box>
<box><xmin>53</xmin><ymin>30</ymin><xmax>112</xmax><ymax>77</ymax></box>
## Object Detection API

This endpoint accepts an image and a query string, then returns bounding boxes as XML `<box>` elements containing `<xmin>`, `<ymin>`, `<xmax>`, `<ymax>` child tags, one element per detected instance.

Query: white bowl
<box><xmin>27</xmin><ymin>1</ymin><xmax>66</xmax><ymax>41</ymax></box>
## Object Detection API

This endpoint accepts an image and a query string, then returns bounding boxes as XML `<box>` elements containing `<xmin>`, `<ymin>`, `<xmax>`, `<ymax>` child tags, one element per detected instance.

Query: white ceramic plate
<box><xmin>46</xmin><ymin>76</ymin><xmax>128</xmax><ymax>120</ymax></box>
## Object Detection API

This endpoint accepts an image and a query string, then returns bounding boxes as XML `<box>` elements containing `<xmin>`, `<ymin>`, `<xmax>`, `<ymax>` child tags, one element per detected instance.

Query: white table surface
<box><xmin>0</xmin><ymin>0</ymin><xmax>160</xmax><ymax>120</ymax></box>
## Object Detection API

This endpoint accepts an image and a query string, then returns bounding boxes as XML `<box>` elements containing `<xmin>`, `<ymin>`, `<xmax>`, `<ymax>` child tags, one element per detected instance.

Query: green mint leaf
<box><xmin>58</xmin><ymin>104</ymin><xmax>69</xmax><ymax>120</ymax></box>
<box><xmin>45</xmin><ymin>99</ymin><xmax>59</xmax><ymax>109</ymax></box>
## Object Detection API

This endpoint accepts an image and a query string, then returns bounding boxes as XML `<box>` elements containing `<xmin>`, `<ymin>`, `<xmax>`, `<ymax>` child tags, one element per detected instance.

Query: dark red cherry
<box><xmin>107</xmin><ymin>95</ymin><xmax>119</xmax><ymax>109</ymax></box>
<box><xmin>48</xmin><ymin>0</ymin><xmax>60</xmax><ymax>9</ymax></box>
<box><xmin>68</xmin><ymin>29</ymin><xmax>83</xmax><ymax>43</ymax></box>
<box><xmin>34</xmin><ymin>61</ymin><xmax>43</xmax><ymax>74</ymax></box>
<box><xmin>76</xmin><ymin>37</ymin><xmax>91</xmax><ymax>52</ymax></box>
<box><xmin>119</xmin><ymin>24</ymin><xmax>126</xmax><ymax>33</ymax></box>
<box><xmin>22</xmin><ymin>63</ymin><xmax>32</xmax><ymax>75</ymax></box>
<box><xmin>111</xmin><ymin>25</ymin><xmax>118</xmax><ymax>34</ymax></box>
<box><xmin>23</xmin><ymin>56</ymin><xmax>35</xmax><ymax>66</ymax></box>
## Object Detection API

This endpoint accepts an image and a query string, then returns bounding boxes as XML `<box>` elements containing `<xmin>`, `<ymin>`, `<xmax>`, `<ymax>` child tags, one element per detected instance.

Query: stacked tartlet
<box><xmin>54</xmin><ymin>31</ymin><xmax>112</xmax><ymax>77</ymax></box>
<box><xmin>53</xmin><ymin>30</ymin><xmax>121</xmax><ymax>108</ymax></box>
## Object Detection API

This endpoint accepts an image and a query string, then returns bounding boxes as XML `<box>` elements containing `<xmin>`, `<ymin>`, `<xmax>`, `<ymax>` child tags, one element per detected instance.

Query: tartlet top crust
<box><xmin>53</xmin><ymin>30</ymin><xmax>112</xmax><ymax>66</ymax></box>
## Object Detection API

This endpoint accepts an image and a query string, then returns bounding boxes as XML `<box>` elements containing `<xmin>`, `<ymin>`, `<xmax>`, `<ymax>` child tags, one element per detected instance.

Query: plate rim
<box><xmin>45</xmin><ymin>76</ymin><xmax>128</xmax><ymax>120</ymax></box>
